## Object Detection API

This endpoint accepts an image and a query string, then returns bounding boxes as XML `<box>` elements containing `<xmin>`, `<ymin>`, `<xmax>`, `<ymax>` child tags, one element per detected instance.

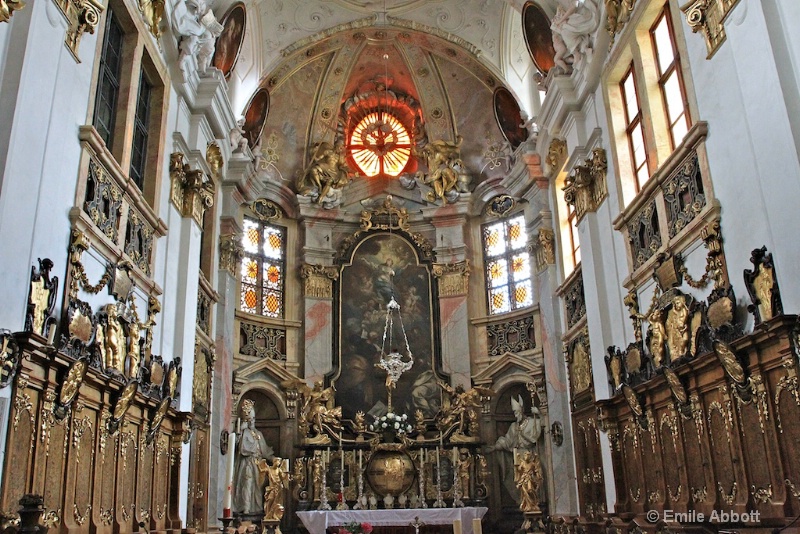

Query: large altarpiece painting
<box><xmin>334</xmin><ymin>232</ymin><xmax>443</xmax><ymax>422</ymax></box>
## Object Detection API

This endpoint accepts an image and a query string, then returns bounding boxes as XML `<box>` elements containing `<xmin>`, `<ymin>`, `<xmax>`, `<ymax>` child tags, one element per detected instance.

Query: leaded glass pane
<box><xmin>489</xmin><ymin>287</ymin><xmax>510</xmax><ymax>314</ymax></box>
<box><xmin>242</xmin><ymin>256</ymin><xmax>258</xmax><ymax>284</ymax></box>
<box><xmin>264</xmin><ymin>263</ymin><xmax>281</xmax><ymax>290</ymax></box>
<box><xmin>263</xmin><ymin>226</ymin><xmax>283</xmax><ymax>259</ymax></box>
<box><xmin>243</xmin><ymin>219</ymin><xmax>259</xmax><ymax>253</ymax></box>
<box><xmin>487</xmin><ymin>259</ymin><xmax>508</xmax><ymax>288</ymax></box>
<box><xmin>263</xmin><ymin>291</ymin><xmax>281</xmax><ymax>317</ymax></box>
<box><xmin>241</xmin><ymin>284</ymin><xmax>257</xmax><ymax>314</ymax></box>
<box><xmin>511</xmin><ymin>253</ymin><xmax>530</xmax><ymax>281</ymax></box>
<box><xmin>484</xmin><ymin>222</ymin><xmax>506</xmax><ymax>257</ymax></box>
<box><xmin>514</xmin><ymin>280</ymin><xmax>533</xmax><ymax>308</ymax></box>
<box><xmin>507</xmin><ymin>216</ymin><xmax>526</xmax><ymax>249</ymax></box>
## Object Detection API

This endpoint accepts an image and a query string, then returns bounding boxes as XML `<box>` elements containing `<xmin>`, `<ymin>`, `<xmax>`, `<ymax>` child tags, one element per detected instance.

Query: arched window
<box><xmin>482</xmin><ymin>214</ymin><xmax>533</xmax><ymax>314</ymax></box>
<box><xmin>348</xmin><ymin>111</ymin><xmax>412</xmax><ymax>177</ymax></box>
<box><xmin>240</xmin><ymin>217</ymin><xmax>285</xmax><ymax>318</ymax></box>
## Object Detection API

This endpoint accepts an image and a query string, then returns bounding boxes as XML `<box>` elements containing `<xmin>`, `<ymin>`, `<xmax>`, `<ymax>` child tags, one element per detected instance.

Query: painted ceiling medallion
<box><xmin>349</xmin><ymin>111</ymin><xmax>411</xmax><ymax>177</ymax></box>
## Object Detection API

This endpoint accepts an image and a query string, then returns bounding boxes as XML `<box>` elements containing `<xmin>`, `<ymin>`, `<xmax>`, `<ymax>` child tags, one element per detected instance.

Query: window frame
<box><xmin>566</xmin><ymin>202</ymin><xmax>581</xmax><ymax>269</ymax></box>
<box><xmin>620</xmin><ymin>64</ymin><xmax>650</xmax><ymax>193</ymax></box>
<box><xmin>481</xmin><ymin>214</ymin><xmax>533</xmax><ymax>316</ymax></box>
<box><xmin>93</xmin><ymin>10</ymin><xmax>124</xmax><ymax>151</ymax></box>
<box><xmin>240</xmin><ymin>217</ymin><xmax>287</xmax><ymax>319</ymax></box>
<box><xmin>88</xmin><ymin>1</ymin><xmax>169</xmax><ymax>207</ymax></box>
<box><xmin>650</xmin><ymin>7</ymin><xmax>691</xmax><ymax>151</ymax></box>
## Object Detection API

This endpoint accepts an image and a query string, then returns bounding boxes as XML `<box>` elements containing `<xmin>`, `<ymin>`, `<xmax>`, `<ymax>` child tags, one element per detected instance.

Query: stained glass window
<box><xmin>349</xmin><ymin>111</ymin><xmax>412</xmax><ymax>177</ymax></box>
<box><xmin>240</xmin><ymin>217</ymin><xmax>285</xmax><ymax>318</ymax></box>
<box><xmin>482</xmin><ymin>214</ymin><xmax>533</xmax><ymax>314</ymax></box>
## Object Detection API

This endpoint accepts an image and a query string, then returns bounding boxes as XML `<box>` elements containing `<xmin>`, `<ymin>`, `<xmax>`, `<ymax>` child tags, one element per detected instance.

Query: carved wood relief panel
<box><xmin>0</xmin><ymin>335</ymin><xmax>187</xmax><ymax>533</ymax></box>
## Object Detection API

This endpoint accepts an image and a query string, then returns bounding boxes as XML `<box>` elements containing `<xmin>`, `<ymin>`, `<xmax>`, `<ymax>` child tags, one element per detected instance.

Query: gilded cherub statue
<box><xmin>103</xmin><ymin>304</ymin><xmax>126</xmax><ymax>373</ymax></box>
<box><xmin>648</xmin><ymin>308</ymin><xmax>666</xmax><ymax>368</ymax></box>
<box><xmin>296</xmin><ymin>141</ymin><xmax>351</xmax><ymax>206</ymax></box>
<box><xmin>666</xmin><ymin>296</ymin><xmax>690</xmax><ymax>360</ymax></box>
<box><xmin>515</xmin><ymin>451</ymin><xmax>542</xmax><ymax>513</ymax></box>
<box><xmin>262</xmin><ymin>457</ymin><xmax>290</xmax><ymax>521</ymax></box>
<box><xmin>415</xmin><ymin>137</ymin><xmax>464</xmax><ymax>203</ymax></box>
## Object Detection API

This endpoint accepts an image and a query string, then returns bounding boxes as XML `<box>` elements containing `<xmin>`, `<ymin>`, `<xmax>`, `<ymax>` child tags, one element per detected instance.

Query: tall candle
<box><xmin>222</xmin><ymin>430</ymin><xmax>236</xmax><ymax>517</ymax></box>
<box><xmin>472</xmin><ymin>518</ymin><xmax>483</xmax><ymax>534</ymax></box>
<box><xmin>436</xmin><ymin>447</ymin><xmax>440</xmax><ymax>483</ymax></box>
<box><xmin>358</xmin><ymin>449</ymin><xmax>363</xmax><ymax>472</ymax></box>
<box><xmin>453</xmin><ymin>519</ymin><xmax>462</xmax><ymax>534</ymax></box>
<box><xmin>452</xmin><ymin>447</ymin><xmax>458</xmax><ymax>465</ymax></box>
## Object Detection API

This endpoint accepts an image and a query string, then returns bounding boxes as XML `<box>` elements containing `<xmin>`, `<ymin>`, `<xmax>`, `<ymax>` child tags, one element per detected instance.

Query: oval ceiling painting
<box><xmin>494</xmin><ymin>87</ymin><xmax>528</xmax><ymax>151</ymax></box>
<box><xmin>212</xmin><ymin>2</ymin><xmax>246</xmax><ymax>79</ymax></box>
<box><xmin>242</xmin><ymin>87</ymin><xmax>269</xmax><ymax>149</ymax></box>
<box><xmin>522</xmin><ymin>1</ymin><xmax>556</xmax><ymax>76</ymax></box>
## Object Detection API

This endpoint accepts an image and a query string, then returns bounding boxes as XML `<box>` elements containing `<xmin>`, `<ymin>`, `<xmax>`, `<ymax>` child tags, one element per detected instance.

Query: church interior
<box><xmin>1</xmin><ymin>0</ymin><xmax>800</xmax><ymax>532</ymax></box>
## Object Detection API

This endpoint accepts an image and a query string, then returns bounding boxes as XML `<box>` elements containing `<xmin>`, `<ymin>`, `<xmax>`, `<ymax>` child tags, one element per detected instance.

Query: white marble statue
<box><xmin>485</xmin><ymin>395</ymin><xmax>542</xmax><ymax>504</ymax></box>
<box><xmin>233</xmin><ymin>399</ymin><xmax>275</xmax><ymax>515</ymax></box>
<box><xmin>551</xmin><ymin>0</ymin><xmax>600</xmax><ymax>72</ymax></box>
<box><xmin>173</xmin><ymin>0</ymin><xmax>224</xmax><ymax>74</ymax></box>
<box><xmin>230</xmin><ymin>118</ymin><xmax>249</xmax><ymax>153</ymax></box>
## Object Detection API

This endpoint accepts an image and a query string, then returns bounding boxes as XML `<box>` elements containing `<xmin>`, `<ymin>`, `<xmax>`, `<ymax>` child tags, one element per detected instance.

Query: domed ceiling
<box><xmin>234</xmin><ymin>0</ymin><xmax>544</xmax><ymax>210</ymax></box>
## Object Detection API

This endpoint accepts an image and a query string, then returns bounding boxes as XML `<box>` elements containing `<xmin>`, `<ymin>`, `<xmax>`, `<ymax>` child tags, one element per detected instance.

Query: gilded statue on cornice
<box><xmin>414</xmin><ymin>136</ymin><xmax>465</xmax><ymax>204</ymax></box>
<box><xmin>296</xmin><ymin>141</ymin><xmax>352</xmax><ymax>209</ymax></box>
<box><xmin>551</xmin><ymin>0</ymin><xmax>600</xmax><ymax>73</ymax></box>
<box><xmin>286</xmin><ymin>379</ymin><xmax>342</xmax><ymax>444</ymax></box>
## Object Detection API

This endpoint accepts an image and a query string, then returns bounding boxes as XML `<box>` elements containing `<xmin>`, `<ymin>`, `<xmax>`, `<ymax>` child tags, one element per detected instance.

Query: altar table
<box><xmin>296</xmin><ymin>507</ymin><xmax>488</xmax><ymax>534</ymax></box>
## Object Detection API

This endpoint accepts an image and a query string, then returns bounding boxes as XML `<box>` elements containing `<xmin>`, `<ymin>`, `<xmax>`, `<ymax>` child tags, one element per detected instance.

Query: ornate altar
<box><xmin>282</xmin><ymin>283</ymin><xmax>494</xmax><ymax>517</ymax></box>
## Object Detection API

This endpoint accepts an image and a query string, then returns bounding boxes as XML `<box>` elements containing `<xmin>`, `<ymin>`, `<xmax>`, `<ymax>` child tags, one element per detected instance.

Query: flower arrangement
<box><xmin>337</xmin><ymin>522</ymin><xmax>373</xmax><ymax>534</ymax></box>
<box><xmin>368</xmin><ymin>412</ymin><xmax>413</xmax><ymax>435</ymax></box>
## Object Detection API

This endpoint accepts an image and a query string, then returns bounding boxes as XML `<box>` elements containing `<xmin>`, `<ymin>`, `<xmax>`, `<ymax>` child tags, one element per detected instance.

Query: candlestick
<box><xmin>319</xmin><ymin>453</ymin><xmax>331</xmax><ymax>510</ymax></box>
<box><xmin>452</xmin><ymin>447</ymin><xmax>464</xmax><ymax>507</ymax></box>
<box><xmin>473</xmin><ymin>518</ymin><xmax>483</xmax><ymax>534</ymax></box>
<box><xmin>336</xmin><ymin>448</ymin><xmax>349</xmax><ymax>510</ymax></box>
<box><xmin>354</xmin><ymin>449</ymin><xmax>364</xmax><ymax>510</ymax></box>
<box><xmin>433</xmin><ymin>447</ymin><xmax>445</xmax><ymax>508</ymax></box>
<box><xmin>222</xmin><ymin>429</ymin><xmax>236</xmax><ymax>517</ymax></box>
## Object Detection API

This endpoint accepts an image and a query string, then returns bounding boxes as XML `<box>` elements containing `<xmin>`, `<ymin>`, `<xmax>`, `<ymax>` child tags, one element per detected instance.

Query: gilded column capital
<box><xmin>58</xmin><ymin>0</ymin><xmax>104</xmax><ymax>59</ymax></box>
<box><xmin>138</xmin><ymin>0</ymin><xmax>164</xmax><ymax>39</ymax></box>
<box><xmin>169</xmin><ymin>152</ymin><xmax>215</xmax><ymax>226</ymax></box>
<box><xmin>530</xmin><ymin>228</ymin><xmax>556</xmax><ymax>272</ymax></box>
<box><xmin>681</xmin><ymin>0</ymin><xmax>740</xmax><ymax>58</ymax></box>
<box><xmin>545</xmin><ymin>138</ymin><xmax>567</xmax><ymax>175</ymax></box>
<box><xmin>0</xmin><ymin>0</ymin><xmax>24</xmax><ymax>22</ymax></box>
<box><xmin>219</xmin><ymin>233</ymin><xmax>243</xmax><ymax>277</ymax></box>
<box><xmin>562</xmin><ymin>147</ymin><xmax>608</xmax><ymax>221</ymax></box>
<box><xmin>432</xmin><ymin>260</ymin><xmax>470</xmax><ymax>297</ymax></box>
<box><xmin>299</xmin><ymin>264</ymin><xmax>339</xmax><ymax>299</ymax></box>
<box><xmin>605</xmin><ymin>0</ymin><xmax>636</xmax><ymax>48</ymax></box>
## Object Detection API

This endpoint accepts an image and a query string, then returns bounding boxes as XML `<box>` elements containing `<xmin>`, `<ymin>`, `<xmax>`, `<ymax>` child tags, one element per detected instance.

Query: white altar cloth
<box><xmin>297</xmin><ymin>507</ymin><xmax>488</xmax><ymax>534</ymax></box>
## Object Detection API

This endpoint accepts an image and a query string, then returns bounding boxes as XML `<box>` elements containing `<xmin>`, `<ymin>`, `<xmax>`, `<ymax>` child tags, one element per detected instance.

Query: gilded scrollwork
<box><xmin>691</xmin><ymin>485</ymin><xmax>708</xmax><ymax>503</ymax></box>
<box><xmin>562</xmin><ymin>148</ymin><xmax>608</xmax><ymax>221</ymax></box>
<box><xmin>219</xmin><ymin>233</ymin><xmax>244</xmax><ymax>277</ymax></box>
<box><xmin>72</xmin><ymin>504</ymin><xmax>91</xmax><ymax>526</ymax></box>
<box><xmin>531</xmin><ymin>228</ymin><xmax>556</xmax><ymax>272</ymax></box>
<box><xmin>682</xmin><ymin>0</ymin><xmax>741</xmax><ymax>58</ymax></box>
<box><xmin>251</xmin><ymin>198</ymin><xmax>282</xmax><ymax>221</ymax></box>
<box><xmin>486</xmin><ymin>315</ymin><xmax>536</xmax><ymax>356</ymax></box>
<box><xmin>545</xmin><ymin>138</ymin><xmax>567</xmax><ymax>174</ymax></box>
<box><xmin>26</xmin><ymin>258</ymin><xmax>58</xmax><ymax>338</ymax></box>
<box><xmin>169</xmin><ymin>152</ymin><xmax>215</xmax><ymax>226</ymax></box>
<box><xmin>54</xmin><ymin>0</ymin><xmax>104</xmax><ymax>59</ymax></box>
<box><xmin>718</xmin><ymin>481</ymin><xmax>737</xmax><ymax>506</ymax></box>
<box><xmin>0</xmin><ymin>0</ymin><xmax>25</xmax><ymax>22</ymax></box>
<box><xmin>239</xmin><ymin>321</ymin><xmax>286</xmax><ymax>360</ymax></box>
<box><xmin>300</xmin><ymin>264</ymin><xmax>339</xmax><ymax>299</ymax></box>
<box><xmin>360</xmin><ymin>195</ymin><xmax>410</xmax><ymax>233</ymax></box>
<box><xmin>751</xmin><ymin>484</ymin><xmax>773</xmax><ymax>504</ymax></box>
<box><xmin>432</xmin><ymin>260</ymin><xmax>470</xmax><ymax>297</ymax></box>
<box><xmin>604</xmin><ymin>0</ymin><xmax>635</xmax><ymax>47</ymax></box>
<box><xmin>138</xmin><ymin>0</ymin><xmax>164</xmax><ymax>38</ymax></box>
